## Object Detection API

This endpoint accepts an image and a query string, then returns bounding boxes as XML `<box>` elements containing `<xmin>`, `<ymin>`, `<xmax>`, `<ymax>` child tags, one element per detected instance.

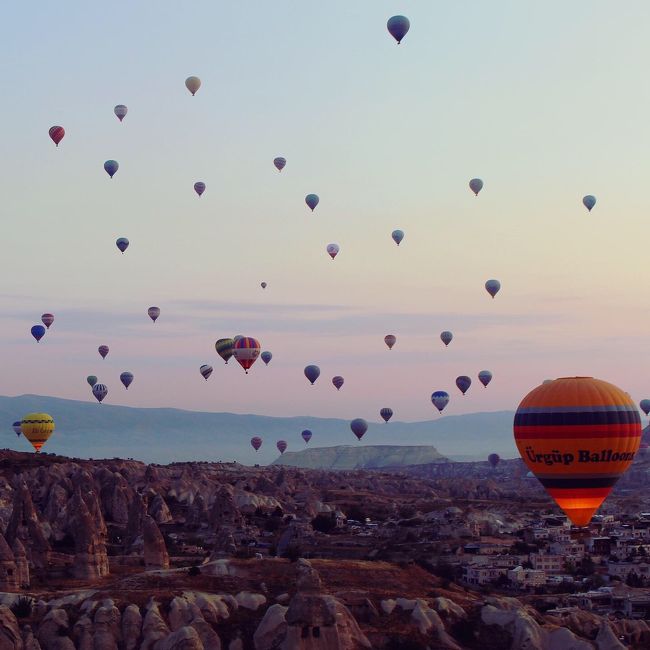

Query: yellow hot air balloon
<box><xmin>514</xmin><ymin>377</ymin><xmax>641</xmax><ymax>527</ymax></box>
<box><xmin>20</xmin><ymin>413</ymin><xmax>55</xmax><ymax>453</ymax></box>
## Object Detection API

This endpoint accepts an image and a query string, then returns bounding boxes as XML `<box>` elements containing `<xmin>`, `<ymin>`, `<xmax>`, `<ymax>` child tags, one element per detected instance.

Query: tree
<box><xmin>282</xmin><ymin>545</ymin><xmax>302</xmax><ymax>562</ymax></box>
<box><xmin>311</xmin><ymin>514</ymin><xmax>336</xmax><ymax>534</ymax></box>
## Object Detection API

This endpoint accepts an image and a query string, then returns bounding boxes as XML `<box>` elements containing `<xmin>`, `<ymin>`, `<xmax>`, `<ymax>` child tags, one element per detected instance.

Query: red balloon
<box><xmin>49</xmin><ymin>126</ymin><xmax>65</xmax><ymax>147</ymax></box>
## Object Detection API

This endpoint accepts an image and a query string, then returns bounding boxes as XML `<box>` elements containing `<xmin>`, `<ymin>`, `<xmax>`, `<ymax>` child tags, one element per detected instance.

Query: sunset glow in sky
<box><xmin>2</xmin><ymin>1</ymin><xmax>650</xmax><ymax>421</ymax></box>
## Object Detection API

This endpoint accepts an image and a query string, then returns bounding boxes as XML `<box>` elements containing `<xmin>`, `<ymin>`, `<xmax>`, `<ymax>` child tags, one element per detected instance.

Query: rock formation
<box><xmin>142</xmin><ymin>515</ymin><xmax>169</xmax><ymax>569</ymax></box>
<box><xmin>69</xmin><ymin>489</ymin><xmax>109</xmax><ymax>580</ymax></box>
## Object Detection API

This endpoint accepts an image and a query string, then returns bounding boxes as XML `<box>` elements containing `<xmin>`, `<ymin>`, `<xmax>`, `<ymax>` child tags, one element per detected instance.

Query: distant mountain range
<box><xmin>0</xmin><ymin>394</ymin><xmax>517</xmax><ymax>465</ymax></box>
<box><xmin>272</xmin><ymin>445</ymin><xmax>447</xmax><ymax>470</ymax></box>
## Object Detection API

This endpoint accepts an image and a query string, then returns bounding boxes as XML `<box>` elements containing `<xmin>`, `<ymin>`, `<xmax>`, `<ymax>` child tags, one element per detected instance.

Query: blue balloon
<box><xmin>440</xmin><ymin>331</ymin><xmax>453</xmax><ymax>346</ymax></box>
<box><xmin>583</xmin><ymin>195</ymin><xmax>596</xmax><ymax>212</ymax></box>
<box><xmin>104</xmin><ymin>160</ymin><xmax>119</xmax><ymax>178</ymax></box>
<box><xmin>12</xmin><ymin>422</ymin><xmax>21</xmax><ymax>437</ymax></box>
<box><xmin>31</xmin><ymin>325</ymin><xmax>46</xmax><ymax>342</ymax></box>
<box><xmin>261</xmin><ymin>351</ymin><xmax>272</xmax><ymax>365</ymax></box>
<box><xmin>305</xmin><ymin>194</ymin><xmax>319</xmax><ymax>211</ymax></box>
<box><xmin>455</xmin><ymin>376</ymin><xmax>472</xmax><ymax>395</ymax></box>
<box><xmin>301</xmin><ymin>429</ymin><xmax>312</xmax><ymax>444</ymax></box>
<box><xmin>431</xmin><ymin>391</ymin><xmax>450</xmax><ymax>413</ymax></box>
<box><xmin>391</xmin><ymin>230</ymin><xmax>404</xmax><ymax>246</ymax></box>
<box><xmin>350</xmin><ymin>418</ymin><xmax>368</xmax><ymax>441</ymax></box>
<box><xmin>387</xmin><ymin>15</ymin><xmax>410</xmax><ymax>44</ymax></box>
<box><xmin>380</xmin><ymin>408</ymin><xmax>393</xmax><ymax>423</ymax></box>
<box><xmin>304</xmin><ymin>365</ymin><xmax>321</xmax><ymax>385</ymax></box>
<box><xmin>120</xmin><ymin>372</ymin><xmax>134</xmax><ymax>390</ymax></box>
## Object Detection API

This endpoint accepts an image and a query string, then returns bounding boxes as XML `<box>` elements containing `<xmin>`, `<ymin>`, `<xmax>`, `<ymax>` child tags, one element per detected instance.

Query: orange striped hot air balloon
<box><xmin>514</xmin><ymin>377</ymin><xmax>641</xmax><ymax>527</ymax></box>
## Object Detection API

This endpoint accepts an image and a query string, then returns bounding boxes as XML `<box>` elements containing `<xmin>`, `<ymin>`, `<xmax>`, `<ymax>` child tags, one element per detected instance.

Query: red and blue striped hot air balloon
<box><xmin>514</xmin><ymin>377</ymin><xmax>641</xmax><ymax>527</ymax></box>
<box><xmin>232</xmin><ymin>337</ymin><xmax>261</xmax><ymax>374</ymax></box>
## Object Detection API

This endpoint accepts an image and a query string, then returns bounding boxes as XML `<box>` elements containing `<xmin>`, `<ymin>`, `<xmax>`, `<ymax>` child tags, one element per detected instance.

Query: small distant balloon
<box><xmin>98</xmin><ymin>345</ymin><xmax>109</xmax><ymax>359</ymax></box>
<box><xmin>12</xmin><ymin>422</ymin><xmax>21</xmax><ymax>437</ymax></box>
<box><xmin>305</xmin><ymin>194</ymin><xmax>319</xmax><ymax>211</ymax></box>
<box><xmin>277</xmin><ymin>440</ymin><xmax>287</xmax><ymax>454</ymax></box>
<box><xmin>640</xmin><ymin>399</ymin><xmax>650</xmax><ymax>416</ymax></box>
<box><xmin>185</xmin><ymin>76</ymin><xmax>201</xmax><ymax>96</ymax></box>
<box><xmin>332</xmin><ymin>376</ymin><xmax>344</xmax><ymax>391</ymax></box>
<box><xmin>304</xmin><ymin>365</ymin><xmax>321</xmax><ymax>385</ymax></box>
<box><xmin>485</xmin><ymin>279</ymin><xmax>501</xmax><ymax>299</ymax></box>
<box><xmin>380</xmin><ymin>408</ymin><xmax>393</xmax><ymax>423</ymax></box>
<box><xmin>148</xmin><ymin>307</ymin><xmax>160</xmax><ymax>323</ymax></box>
<box><xmin>273</xmin><ymin>157</ymin><xmax>286</xmax><ymax>172</ymax></box>
<box><xmin>87</xmin><ymin>375</ymin><xmax>98</xmax><ymax>387</ymax></box>
<box><xmin>440</xmin><ymin>331</ymin><xmax>453</xmax><ymax>347</ymax></box>
<box><xmin>41</xmin><ymin>313</ymin><xmax>54</xmax><ymax>329</ymax></box>
<box><xmin>301</xmin><ymin>429</ymin><xmax>312</xmax><ymax>444</ymax></box>
<box><xmin>478</xmin><ymin>370</ymin><xmax>493</xmax><ymax>388</ymax></box>
<box><xmin>49</xmin><ymin>126</ymin><xmax>65</xmax><ymax>147</ymax></box>
<box><xmin>31</xmin><ymin>325</ymin><xmax>46</xmax><ymax>343</ymax></box>
<box><xmin>431</xmin><ymin>391</ymin><xmax>450</xmax><ymax>413</ymax></box>
<box><xmin>92</xmin><ymin>383</ymin><xmax>108</xmax><ymax>403</ymax></box>
<box><xmin>261</xmin><ymin>351</ymin><xmax>272</xmax><ymax>366</ymax></box>
<box><xmin>194</xmin><ymin>182</ymin><xmax>206</xmax><ymax>197</ymax></box>
<box><xmin>488</xmin><ymin>453</ymin><xmax>500</xmax><ymax>468</ymax></box>
<box><xmin>469</xmin><ymin>178</ymin><xmax>483</xmax><ymax>196</ymax></box>
<box><xmin>215</xmin><ymin>338</ymin><xmax>234</xmax><ymax>364</ymax></box>
<box><xmin>120</xmin><ymin>371</ymin><xmax>134</xmax><ymax>389</ymax></box>
<box><xmin>116</xmin><ymin>237</ymin><xmax>129</xmax><ymax>253</ymax></box>
<box><xmin>104</xmin><ymin>160</ymin><xmax>119</xmax><ymax>178</ymax></box>
<box><xmin>384</xmin><ymin>334</ymin><xmax>396</xmax><ymax>350</ymax></box>
<box><xmin>583</xmin><ymin>195</ymin><xmax>596</xmax><ymax>212</ymax></box>
<box><xmin>114</xmin><ymin>105</ymin><xmax>128</xmax><ymax>122</ymax></box>
<box><xmin>199</xmin><ymin>364</ymin><xmax>213</xmax><ymax>381</ymax></box>
<box><xmin>326</xmin><ymin>243</ymin><xmax>340</xmax><ymax>260</ymax></box>
<box><xmin>350</xmin><ymin>418</ymin><xmax>368</xmax><ymax>441</ymax></box>
<box><xmin>251</xmin><ymin>436</ymin><xmax>262</xmax><ymax>451</ymax></box>
<box><xmin>387</xmin><ymin>15</ymin><xmax>410</xmax><ymax>44</ymax></box>
<box><xmin>392</xmin><ymin>230</ymin><xmax>404</xmax><ymax>246</ymax></box>
<box><xmin>261</xmin><ymin>282</ymin><xmax>267</xmax><ymax>289</ymax></box>
<box><xmin>456</xmin><ymin>376</ymin><xmax>472</xmax><ymax>395</ymax></box>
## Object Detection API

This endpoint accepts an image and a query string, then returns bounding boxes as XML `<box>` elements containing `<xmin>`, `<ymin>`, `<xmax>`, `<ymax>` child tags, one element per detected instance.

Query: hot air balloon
<box><xmin>350</xmin><ymin>418</ymin><xmax>368</xmax><ymax>441</ymax></box>
<box><xmin>148</xmin><ymin>307</ymin><xmax>160</xmax><ymax>323</ymax></box>
<box><xmin>12</xmin><ymin>422</ymin><xmax>21</xmax><ymax>437</ymax></box>
<box><xmin>277</xmin><ymin>440</ymin><xmax>287</xmax><ymax>454</ymax></box>
<box><xmin>479</xmin><ymin>370</ymin><xmax>493</xmax><ymax>388</ymax></box>
<box><xmin>640</xmin><ymin>399</ymin><xmax>650</xmax><ymax>416</ymax></box>
<box><xmin>41</xmin><ymin>313</ymin><xmax>54</xmax><ymax>329</ymax></box>
<box><xmin>326</xmin><ymin>243</ymin><xmax>340</xmax><ymax>260</ymax></box>
<box><xmin>273</xmin><ymin>157</ymin><xmax>286</xmax><ymax>172</ymax></box>
<box><xmin>116</xmin><ymin>237</ymin><xmax>129</xmax><ymax>253</ymax></box>
<box><xmin>215</xmin><ymin>338</ymin><xmax>234</xmax><ymax>364</ymax></box>
<box><xmin>431</xmin><ymin>391</ymin><xmax>450</xmax><ymax>413</ymax></box>
<box><xmin>261</xmin><ymin>351</ymin><xmax>272</xmax><ymax>366</ymax></box>
<box><xmin>185</xmin><ymin>76</ymin><xmax>201</xmax><ymax>95</ymax></box>
<box><xmin>387</xmin><ymin>15</ymin><xmax>410</xmax><ymax>44</ymax></box>
<box><xmin>31</xmin><ymin>325</ymin><xmax>45</xmax><ymax>343</ymax></box>
<box><xmin>332</xmin><ymin>376</ymin><xmax>344</xmax><ymax>391</ymax></box>
<box><xmin>104</xmin><ymin>160</ymin><xmax>119</xmax><ymax>178</ymax></box>
<box><xmin>514</xmin><ymin>377</ymin><xmax>641</xmax><ymax>527</ymax></box>
<box><xmin>384</xmin><ymin>334</ymin><xmax>396</xmax><ymax>350</ymax></box>
<box><xmin>380</xmin><ymin>408</ymin><xmax>393</xmax><ymax>423</ymax></box>
<box><xmin>583</xmin><ymin>195</ymin><xmax>596</xmax><ymax>212</ymax></box>
<box><xmin>49</xmin><ymin>126</ymin><xmax>65</xmax><ymax>147</ymax></box>
<box><xmin>20</xmin><ymin>413</ymin><xmax>55</xmax><ymax>452</ymax></box>
<box><xmin>114</xmin><ymin>105</ymin><xmax>128</xmax><ymax>122</ymax></box>
<box><xmin>251</xmin><ymin>436</ymin><xmax>262</xmax><ymax>451</ymax></box>
<box><xmin>120</xmin><ymin>371</ymin><xmax>134</xmax><ymax>389</ymax></box>
<box><xmin>488</xmin><ymin>453</ymin><xmax>500</xmax><ymax>468</ymax></box>
<box><xmin>98</xmin><ymin>345</ymin><xmax>109</xmax><ymax>359</ymax></box>
<box><xmin>233</xmin><ymin>335</ymin><xmax>244</xmax><ymax>342</ymax></box>
<box><xmin>199</xmin><ymin>364</ymin><xmax>213</xmax><ymax>381</ymax></box>
<box><xmin>469</xmin><ymin>178</ymin><xmax>483</xmax><ymax>196</ymax></box>
<box><xmin>392</xmin><ymin>230</ymin><xmax>404</xmax><ymax>246</ymax></box>
<box><xmin>92</xmin><ymin>383</ymin><xmax>108</xmax><ymax>403</ymax></box>
<box><xmin>305</xmin><ymin>194</ymin><xmax>319</xmax><ymax>211</ymax></box>
<box><xmin>485</xmin><ymin>279</ymin><xmax>501</xmax><ymax>298</ymax></box>
<box><xmin>233</xmin><ymin>337</ymin><xmax>261</xmax><ymax>374</ymax></box>
<box><xmin>261</xmin><ymin>282</ymin><xmax>267</xmax><ymax>289</ymax></box>
<box><xmin>456</xmin><ymin>376</ymin><xmax>472</xmax><ymax>395</ymax></box>
<box><xmin>87</xmin><ymin>375</ymin><xmax>98</xmax><ymax>387</ymax></box>
<box><xmin>304</xmin><ymin>365</ymin><xmax>321</xmax><ymax>385</ymax></box>
<box><xmin>194</xmin><ymin>182</ymin><xmax>206</xmax><ymax>197</ymax></box>
<box><xmin>301</xmin><ymin>430</ymin><xmax>312</xmax><ymax>444</ymax></box>
<box><xmin>440</xmin><ymin>331</ymin><xmax>453</xmax><ymax>347</ymax></box>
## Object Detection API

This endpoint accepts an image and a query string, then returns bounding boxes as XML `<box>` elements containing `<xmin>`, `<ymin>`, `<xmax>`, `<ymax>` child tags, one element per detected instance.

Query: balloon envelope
<box><xmin>48</xmin><ymin>126</ymin><xmax>65</xmax><ymax>146</ymax></box>
<box><xmin>233</xmin><ymin>337</ymin><xmax>261</xmax><ymax>373</ymax></box>
<box><xmin>485</xmin><ymin>279</ymin><xmax>501</xmax><ymax>298</ymax></box>
<box><xmin>350</xmin><ymin>418</ymin><xmax>368</xmax><ymax>441</ymax></box>
<box><xmin>277</xmin><ymin>440</ymin><xmax>287</xmax><ymax>454</ymax></box>
<box><xmin>114</xmin><ymin>105</ymin><xmax>128</xmax><ymax>122</ymax></box>
<box><xmin>488</xmin><ymin>453</ymin><xmax>500</xmax><ymax>468</ymax></box>
<box><xmin>148</xmin><ymin>307</ymin><xmax>160</xmax><ymax>323</ymax></box>
<box><xmin>273</xmin><ymin>157</ymin><xmax>286</xmax><ymax>172</ymax></box>
<box><xmin>479</xmin><ymin>370</ymin><xmax>493</xmax><ymax>387</ymax></box>
<box><xmin>21</xmin><ymin>413</ymin><xmax>54</xmax><ymax>452</ymax></box>
<box><xmin>215</xmin><ymin>338</ymin><xmax>234</xmax><ymax>364</ymax></box>
<box><xmin>261</xmin><ymin>282</ymin><xmax>267</xmax><ymax>289</ymax></box>
<box><xmin>194</xmin><ymin>182</ymin><xmax>206</xmax><ymax>197</ymax></box>
<box><xmin>199</xmin><ymin>365</ymin><xmax>213</xmax><ymax>381</ymax></box>
<box><xmin>391</xmin><ymin>230</ymin><xmax>404</xmax><ymax>246</ymax></box>
<box><xmin>514</xmin><ymin>377</ymin><xmax>641</xmax><ymax>527</ymax></box>
<box><xmin>120</xmin><ymin>372</ymin><xmax>134</xmax><ymax>389</ymax></box>
<box><xmin>380</xmin><ymin>408</ymin><xmax>393</xmax><ymax>423</ymax></box>
<box><xmin>92</xmin><ymin>383</ymin><xmax>108</xmax><ymax>403</ymax></box>
<box><xmin>185</xmin><ymin>76</ymin><xmax>201</xmax><ymax>95</ymax></box>
<box><xmin>301</xmin><ymin>429</ymin><xmax>312</xmax><ymax>444</ymax></box>
<box><xmin>98</xmin><ymin>345</ymin><xmax>109</xmax><ymax>359</ymax></box>
<box><xmin>583</xmin><ymin>195</ymin><xmax>596</xmax><ymax>212</ymax></box>
<box><xmin>440</xmin><ymin>331</ymin><xmax>453</xmax><ymax>346</ymax></box>
<box><xmin>431</xmin><ymin>391</ymin><xmax>450</xmax><ymax>413</ymax></box>
<box><xmin>86</xmin><ymin>375</ymin><xmax>98</xmax><ymax>387</ymax></box>
<box><xmin>456</xmin><ymin>376</ymin><xmax>472</xmax><ymax>395</ymax></box>
<box><xmin>31</xmin><ymin>325</ymin><xmax>45</xmax><ymax>342</ymax></box>
<box><xmin>326</xmin><ymin>243</ymin><xmax>339</xmax><ymax>259</ymax></box>
<box><xmin>261</xmin><ymin>351</ymin><xmax>272</xmax><ymax>365</ymax></box>
<box><xmin>41</xmin><ymin>313</ymin><xmax>54</xmax><ymax>329</ymax></box>
<box><xmin>387</xmin><ymin>15</ymin><xmax>410</xmax><ymax>44</ymax></box>
<box><xmin>104</xmin><ymin>160</ymin><xmax>119</xmax><ymax>178</ymax></box>
<box><xmin>384</xmin><ymin>334</ymin><xmax>396</xmax><ymax>350</ymax></box>
<box><xmin>116</xmin><ymin>237</ymin><xmax>129</xmax><ymax>253</ymax></box>
<box><xmin>305</xmin><ymin>194</ymin><xmax>319</xmax><ymax>211</ymax></box>
<box><xmin>304</xmin><ymin>365</ymin><xmax>321</xmax><ymax>385</ymax></box>
<box><xmin>251</xmin><ymin>436</ymin><xmax>262</xmax><ymax>451</ymax></box>
<box><xmin>640</xmin><ymin>399</ymin><xmax>650</xmax><ymax>416</ymax></box>
<box><xmin>469</xmin><ymin>178</ymin><xmax>484</xmax><ymax>195</ymax></box>
<box><xmin>332</xmin><ymin>376</ymin><xmax>344</xmax><ymax>391</ymax></box>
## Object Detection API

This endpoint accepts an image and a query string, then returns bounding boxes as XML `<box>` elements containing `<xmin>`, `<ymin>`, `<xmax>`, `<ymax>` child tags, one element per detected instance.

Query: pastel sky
<box><xmin>2</xmin><ymin>1</ymin><xmax>650</xmax><ymax>422</ymax></box>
